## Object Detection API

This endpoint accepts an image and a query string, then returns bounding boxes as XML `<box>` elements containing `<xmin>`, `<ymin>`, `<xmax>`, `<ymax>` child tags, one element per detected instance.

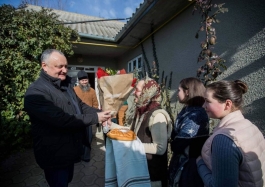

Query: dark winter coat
<box><xmin>24</xmin><ymin>70</ymin><xmax>100</xmax><ymax>169</ymax></box>
<box><xmin>168</xmin><ymin>106</ymin><xmax>209</xmax><ymax>187</ymax></box>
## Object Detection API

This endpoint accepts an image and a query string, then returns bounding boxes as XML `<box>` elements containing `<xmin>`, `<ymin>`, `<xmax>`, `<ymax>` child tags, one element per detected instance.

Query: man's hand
<box><xmin>107</xmin><ymin>118</ymin><xmax>112</xmax><ymax>126</ymax></box>
<box><xmin>97</xmin><ymin>111</ymin><xmax>111</xmax><ymax>123</ymax></box>
<box><xmin>102</xmin><ymin>118</ymin><xmax>112</xmax><ymax>127</ymax></box>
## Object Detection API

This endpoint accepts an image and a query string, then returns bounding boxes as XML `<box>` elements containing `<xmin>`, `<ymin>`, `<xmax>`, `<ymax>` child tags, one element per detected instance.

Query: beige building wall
<box><xmin>119</xmin><ymin>0</ymin><xmax>265</xmax><ymax>132</ymax></box>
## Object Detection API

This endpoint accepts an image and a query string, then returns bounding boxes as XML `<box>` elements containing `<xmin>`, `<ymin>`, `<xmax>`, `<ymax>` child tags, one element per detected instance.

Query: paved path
<box><xmin>0</xmin><ymin>125</ymin><xmax>106</xmax><ymax>187</ymax></box>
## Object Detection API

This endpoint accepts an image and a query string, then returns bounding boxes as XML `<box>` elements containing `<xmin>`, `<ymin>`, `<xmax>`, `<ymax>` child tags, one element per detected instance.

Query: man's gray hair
<box><xmin>41</xmin><ymin>49</ymin><xmax>64</xmax><ymax>64</ymax></box>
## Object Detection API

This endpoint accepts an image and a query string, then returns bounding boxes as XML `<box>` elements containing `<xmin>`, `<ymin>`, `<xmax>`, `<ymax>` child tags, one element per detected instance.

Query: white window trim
<box><xmin>127</xmin><ymin>54</ymin><xmax>143</xmax><ymax>73</ymax></box>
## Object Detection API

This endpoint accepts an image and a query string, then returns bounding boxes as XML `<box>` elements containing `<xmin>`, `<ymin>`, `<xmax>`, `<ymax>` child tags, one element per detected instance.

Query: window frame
<box><xmin>127</xmin><ymin>54</ymin><xmax>143</xmax><ymax>73</ymax></box>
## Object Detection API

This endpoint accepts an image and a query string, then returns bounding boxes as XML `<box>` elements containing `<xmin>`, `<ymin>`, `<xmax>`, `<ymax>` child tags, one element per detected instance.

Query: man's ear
<box><xmin>42</xmin><ymin>62</ymin><xmax>47</xmax><ymax>72</ymax></box>
<box><xmin>224</xmin><ymin>99</ymin><xmax>233</xmax><ymax>111</ymax></box>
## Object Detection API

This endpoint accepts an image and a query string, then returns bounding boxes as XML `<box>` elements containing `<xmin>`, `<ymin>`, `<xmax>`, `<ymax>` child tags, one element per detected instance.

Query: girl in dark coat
<box><xmin>168</xmin><ymin>77</ymin><xmax>209</xmax><ymax>187</ymax></box>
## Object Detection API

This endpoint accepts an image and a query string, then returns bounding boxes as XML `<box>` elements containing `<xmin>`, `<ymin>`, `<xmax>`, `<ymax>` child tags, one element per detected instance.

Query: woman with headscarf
<box><xmin>106</xmin><ymin>76</ymin><xmax>172</xmax><ymax>187</ymax></box>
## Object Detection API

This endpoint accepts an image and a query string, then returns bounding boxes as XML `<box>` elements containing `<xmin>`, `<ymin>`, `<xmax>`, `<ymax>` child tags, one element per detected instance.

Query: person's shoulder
<box><xmin>153</xmin><ymin>112</ymin><xmax>166</xmax><ymax>119</ymax></box>
<box><xmin>190</xmin><ymin>106</ymin><xmax>207</xmax><ymax>116</ymax></box>
<box><xmin>24</xmin><ymin>77</ymin><xmax>46</xmax><ymax>97</ymax></box>
<box><xmin>152</xmin><ymin>109</ymin><xmax>168</xmax><ymax>117</ymax></box>
<box><xmin>73</xmin><ymin>85</ymin><xmax>79</xmax><ymax>90</ymax></box>
<box><xmin>152</xmin><ymin>109</ymin><xmax>172</xmax><ymax>124</ymax></box>
<box><xmin>26</xmin><ymin>77</ymin><xmax>42</xmax><ymax>90</ymax></box>
<box><xmin>89</xmin><ymin>87</ymin><xmax>96</xmax><ymax>93</ymax></box>
<box><xmin>185</xmin><ymin>106</ymin><xmax>208</xmax><ymax>123</ymax></box>
<box><xmin>25</xmin><ymin>82</ymin><xmax>36</xmax><ymax>94</ymax></box>
<box><xmin>66</xmin><ymin>76</ymin><xmax>77</xmax><ymax>87</ymax></box>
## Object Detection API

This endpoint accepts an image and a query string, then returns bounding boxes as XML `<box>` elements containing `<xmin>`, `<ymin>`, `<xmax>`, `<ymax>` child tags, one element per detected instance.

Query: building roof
<box><xmin>25</xmin><ymin>4</ymin><xmax>125</xmax><ymax>41</ymax></box>
<box><xmin>24</xmin><ymin>0</ymin><xmax>192</xmax><ymax>57</ymax></box>
<box><xmin>25</xmin><ymin>0</ymin><xmax>192</xmax><ymax>46</ymax></box>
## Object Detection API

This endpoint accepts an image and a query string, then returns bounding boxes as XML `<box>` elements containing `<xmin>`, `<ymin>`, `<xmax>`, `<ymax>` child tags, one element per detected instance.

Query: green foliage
<box><xmin>105</xmin><ymin>67</ymin><xmax>118</xmax><ymax>75</ymax></box>
<box><xmin>0</xmin><ymin>4</ymin><xmax>80</xmax><ymax>160</ymax></box>
<box><xmin>160</xmin><ymin>71</ymin><xmax>176</xmax><ymax>123</ymax></box>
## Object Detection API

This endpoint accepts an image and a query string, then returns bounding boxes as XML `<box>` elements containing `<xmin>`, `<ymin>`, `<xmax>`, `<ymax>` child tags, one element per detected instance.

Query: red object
<box><xmin>131</xmin><ymin>78</ymin><xmax>137</xmax><ymax>87</ymax></box>
<box><xmin>119</xmin><ymin>69</ymin><xmax>126</xmax><ymax>74</ymax></box>
<box><xmin>97</xmin><ymin>68</ymin><xmax>136</xmax><ymax>89</ymax></box>
<box><xmin>97</xmin><ymin>67</ymin><xmax>109</xmax><ymax>79</ymax></box>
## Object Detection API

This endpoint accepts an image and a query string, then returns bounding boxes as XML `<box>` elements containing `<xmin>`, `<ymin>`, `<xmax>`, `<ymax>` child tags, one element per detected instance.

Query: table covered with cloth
<box><xmin>105</xmin><ymin>137</ymin><xmax>151</xmax><ymax>187</ymax></box>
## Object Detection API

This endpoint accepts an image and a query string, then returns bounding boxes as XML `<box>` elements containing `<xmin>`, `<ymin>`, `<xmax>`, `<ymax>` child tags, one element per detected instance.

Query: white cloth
<box><xmin>105</xmin><ymin>137</ymin><xmax>151</xmax><ymax>187</ymax></box>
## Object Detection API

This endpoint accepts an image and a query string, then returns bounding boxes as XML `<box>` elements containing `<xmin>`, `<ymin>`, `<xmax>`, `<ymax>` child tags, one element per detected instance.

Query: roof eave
<box><xmin>79</xmin><ymin>33</ymin><xmax>116</xmax><ymax>42</ymax></box>
<box><xmin>114</xmin><ymin>0</ymin><xmax>157</xmax><ymax>43</ymax></box>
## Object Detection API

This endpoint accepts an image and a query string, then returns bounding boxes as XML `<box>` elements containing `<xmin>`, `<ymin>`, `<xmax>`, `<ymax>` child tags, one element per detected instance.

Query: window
<box><xmin>128</xmin><ymin>62</ymin><xmax>132</xmax><ymax>72</ymax></box>
<box><xmin>127</xmin><ymin>55</ymin><xmax>143</xmax><ymax>73</ymax></box>
<box><xmin>138</xmin><ymin>57</ymin><xmax>142</xmax><ymax>69</ymax></box>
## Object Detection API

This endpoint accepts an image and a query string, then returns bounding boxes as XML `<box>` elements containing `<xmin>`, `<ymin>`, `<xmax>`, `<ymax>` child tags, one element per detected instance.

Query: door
<box><xmin>87</xmin><ymin>72</ymin><xmax>95</xmax><ymax>89</ymax></box>
<box><xmin>67</xmin><ymin>65</ymin><xmax>105</xmax><ymax>109</ymax></box>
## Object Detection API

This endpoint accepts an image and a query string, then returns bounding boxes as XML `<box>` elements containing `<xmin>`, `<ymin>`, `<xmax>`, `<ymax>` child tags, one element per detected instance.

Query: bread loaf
<box><xmin>107</xmin><ymin>128</ymin><xmax>136</xmax><ymax>141</ymax></box>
